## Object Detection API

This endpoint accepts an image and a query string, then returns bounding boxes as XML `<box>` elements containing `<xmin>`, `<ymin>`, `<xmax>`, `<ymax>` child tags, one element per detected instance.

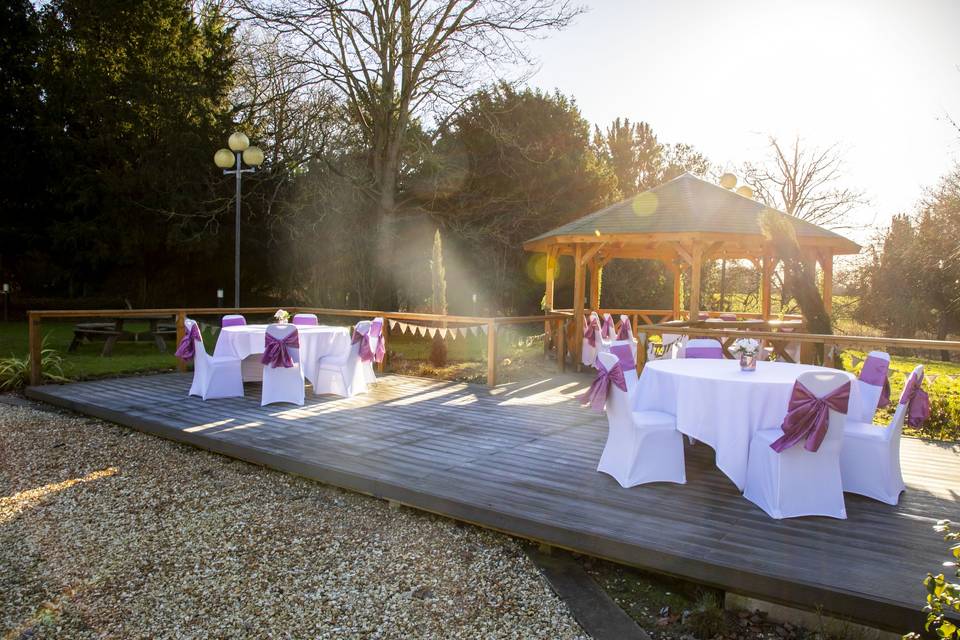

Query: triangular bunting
<box><xmin>926</xmin><ymin>374</ymin><xmax>938</xmax><ymax>384</ymax></box>
<box><xmin>481</xmin><ymin>325</ymin><xmax>489</xmax><ymax>334</ymax></box>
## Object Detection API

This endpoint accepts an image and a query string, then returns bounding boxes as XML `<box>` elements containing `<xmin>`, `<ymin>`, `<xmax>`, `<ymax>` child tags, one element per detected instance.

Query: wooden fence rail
<box><xmin>637</xmin><ymin>321</ymin><xmax>960</xmax><ymax>369</ymax></box>
<box><xmin>26</xmin><ymin>308</ymin><xmax>571</xmax><ymax>387</ymax></box>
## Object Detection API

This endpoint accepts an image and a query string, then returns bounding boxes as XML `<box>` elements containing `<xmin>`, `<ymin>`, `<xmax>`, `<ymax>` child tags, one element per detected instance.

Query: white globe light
<box><xmin>214</xmin><ymin>148</ymin><xmax>235</xmax><ymax>169</ymax></box>
<box><xmin>719</xmin><ymin>173</ymin><xmax>737</xmax><ymax>190</ymax></box>
<box><xmin>228</xmin><ymin>132</ymin><xmax>250</xmax><ymax>152</ymax></box>
<box><xmin>243</xmin><ymin>146</ymin><xmax>264</xmax><ymax>167</ymax></box>
<box><xmin>736</xmin><ymin>185</ymin><xmax>754</xmax><ymax>199</ymax></box>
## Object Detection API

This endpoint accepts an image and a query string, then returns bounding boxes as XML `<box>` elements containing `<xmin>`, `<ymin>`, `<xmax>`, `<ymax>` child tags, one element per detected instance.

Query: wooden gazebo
<box><xmin>523</xmin><ymin>173</ymin><xmax>860</xmax><ymax>358</ymax></box>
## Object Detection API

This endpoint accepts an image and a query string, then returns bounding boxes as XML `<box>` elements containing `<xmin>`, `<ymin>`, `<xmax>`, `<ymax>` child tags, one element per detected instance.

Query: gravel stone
<box><xmin>0</xmin><ymin>403</ymin><xmax>587</xmax><ymax>639</ymax></box>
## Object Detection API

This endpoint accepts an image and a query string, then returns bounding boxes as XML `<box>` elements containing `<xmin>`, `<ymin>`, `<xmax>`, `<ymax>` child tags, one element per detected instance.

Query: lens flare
<box><xmin>632</xmin><ymin>192</ymin><xmax>658</xmax><ymax>216</ymax></box>
<box><xmin>526</xmin><ymin>254</ymin><xmax>548</xmax><ymax>283</ymax></box>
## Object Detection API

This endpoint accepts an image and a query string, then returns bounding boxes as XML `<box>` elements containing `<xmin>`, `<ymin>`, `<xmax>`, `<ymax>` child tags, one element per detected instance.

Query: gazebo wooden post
<box><xmin>543</xmin><ymin>248</ymin><xmax>556</xmax><ymax>311</ymax></box>
<box><xmin>573</xmin><ymin>244</ymin><xmax>585</xmax><ymax>370</ymax></box>
<box><xmin>588</xmin><ymin>257</ymin><xmax>601</xmax><ymax>312</ymax></box>
<box><xmin>689</xmin><ymin>243</ymin><xmax>703</xmax><ymax>320</ymax></box>
<box><xmin>819</xmin><ymin>250</ymin><xmax>834</xmax><ymax>316</ymax></box>
<box><xmin>543</xmin><ymin>248</ymin><xmax>557</xmax><ymax>357</ymax></box>
<box><xmin>761</xmin><ymin>256</ymin><xmax>773</xmax><ymax>320</ymax></box>
<box><xmin>672</xmin><ymin>265</ymin><xmax>682</xmax><ymax>320</ymax></box>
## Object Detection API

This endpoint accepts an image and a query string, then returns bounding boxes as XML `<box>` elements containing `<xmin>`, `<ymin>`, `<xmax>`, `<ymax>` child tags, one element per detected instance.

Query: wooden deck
<box><xmin>25</xmin><ymin>372</ymin><xmax>960</xmax><ymax>631</ymax></box>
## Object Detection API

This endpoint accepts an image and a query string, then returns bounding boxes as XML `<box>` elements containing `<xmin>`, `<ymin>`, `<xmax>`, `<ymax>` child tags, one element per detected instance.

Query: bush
<box><xmin>904</xmin><ymin>520</ymin><xmax>959</xmax><ymax>639</ymax></box>
<box><xmin>0</xmin><ymin>339</ymin><xmax>70</xmax><ymax>391</ymax></box>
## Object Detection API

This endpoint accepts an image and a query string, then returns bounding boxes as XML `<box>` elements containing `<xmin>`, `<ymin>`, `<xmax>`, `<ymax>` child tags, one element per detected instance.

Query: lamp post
<box><xmin>215</xmin><ymin>132</ymin><xmax>264</xmax><ymax>307</ymax></box>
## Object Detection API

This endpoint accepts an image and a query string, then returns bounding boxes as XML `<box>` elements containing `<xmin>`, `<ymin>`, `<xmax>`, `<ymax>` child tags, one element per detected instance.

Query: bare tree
<box><xmin>232</xmin><ymin>0</ymin><xmax>582</xmax><ymax>221</ymax></box>
<box><xmin>742</xmin><ymin>136</ymin><xmax>865</xmax><ymax>230</ymax></box>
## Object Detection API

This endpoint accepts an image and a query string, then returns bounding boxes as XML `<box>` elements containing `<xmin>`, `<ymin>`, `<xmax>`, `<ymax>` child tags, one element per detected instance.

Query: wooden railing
<box><xmin>26</xmin><ymin>308</ymin><xmax>571</xmax><ymax>387</ymax></box>
<box><xmin>637</xmin><ymin>321</ymin><xmax>960</xmax><ymax>368</ymax></box>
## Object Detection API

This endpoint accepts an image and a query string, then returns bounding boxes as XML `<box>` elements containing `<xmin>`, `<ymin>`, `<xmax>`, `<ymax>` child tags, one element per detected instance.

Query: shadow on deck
<box><xmin>25</xmin><ymin>372</ymin><xmax>960</xmax><ymax>631</ymax></box>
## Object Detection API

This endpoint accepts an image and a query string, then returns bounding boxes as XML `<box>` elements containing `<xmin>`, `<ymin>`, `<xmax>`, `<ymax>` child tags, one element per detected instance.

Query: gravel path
<box><xmin>0</xmin><ymin>402</ymin><xmax>586</xmax><ymax>639</ymax></box>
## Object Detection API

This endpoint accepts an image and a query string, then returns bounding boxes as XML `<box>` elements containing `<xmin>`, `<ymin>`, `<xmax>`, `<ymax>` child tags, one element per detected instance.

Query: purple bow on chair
<box><xmin>352</xmin><ymin>327</ymin><xmax>385</xmax><ymax>363</ymax></box>
<box><xmin>900</xmin><ymin>373</ymin><xmax>930</xmax><ymax>428</ymax></box>
<box><xmin>174</xmin><ymin>323</ymin><xmax>201</xmax><ymax>361</ymax></box>
<box><xmin>770</xmin><ymin>380</ymin><xmax>851</xmax><ymax>453</ymax></box>
<box><xmin>261</xmin><ymin>331</ymin><xmax>299</xmax><ymax>368</ymax></box>
<box><xmin>583</xmin><ymin>317</ymin><xmax>599</xmax><ymax>348</ymax></box>
<box><xmin>579</xmin><ymin>360</ymin><xmax>627</xmax><ymax>412</ymax></box>
<box><xmin>601</xmin><ymin>314</ymin><xmax>614</xmax><ymax>337</ymax></box>
<box><xmin>616</xmin><ymin>317</ymin><xmax>631</xmax><ymax>340</ymax></box>
<box><xmin>859</xmin><ymin>355</ymin><xmax>891</xmax><ymax>408</ymax></box>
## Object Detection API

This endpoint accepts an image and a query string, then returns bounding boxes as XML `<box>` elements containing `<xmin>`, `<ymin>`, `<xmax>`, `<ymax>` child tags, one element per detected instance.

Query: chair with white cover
<box><xmin>682</xmin><ymin>338</ymin><xmax>725</xmax><ymax>359</ymax></box>
<box><xmin>260</xmin><ymin>323</ymin><xmax>304</xmax><ymax>406</ymax></box>
<box><xmin>222</xmin><ymin>314</ymin><xmax>246</xmax><ymax>327</ymax></box>
<box><xmin>581</xmin><ymin>312</ymin><xmax>605</xmax><ymax>367</ymax></box>
<box><xmin>360</xmin><ymin>317</ymin><xmax>386</xmax><ymax>384</ymax></box>
<box><xmin>175</xmin><ymin>318</ymin><xmax>244</xmax><ymax>401</ymax></box>
<box><xmin>854</xmin><ymin>351</ymin><xmax>891</xmax><ymax>423</ymax></box>
<box><xmin>591</xmin><ymin>351</ymin><xmax>686</xmax><ymax>487</ymax></box>
<box><xmin>313</xmin><ymin>320</ymin><xmax>370</xmax><ymax>397</ymax></box>
<box><xmin>743</xmin><ymin>370</ymin><xmax>851</xmax><ymax>519</ymax></box>
<box><xmin>840</xmin><ymin>365</ymin><xmax>927</xmax><ymax>505</ymax></box>
<box><xmin>293</xmin><ymin>313</ymin><xmax>319</xmax><ymax>326</ymax></box>
<box><xmin>600</xmin><ymin>313</ymin><xmax>617</xmax><ymax>340</ymax></box>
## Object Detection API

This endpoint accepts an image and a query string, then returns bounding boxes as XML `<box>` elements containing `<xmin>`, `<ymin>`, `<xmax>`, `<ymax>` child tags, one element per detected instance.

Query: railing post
<box><xmin>28</xmin><ymin>312</ymin><xmax>41</xmax><ymax>386</ymax></box>
<box><xmin>556</xmin><ymin>318</ymin><xmax>565</xmax><ymax>373</ymax></box>
<box><xmin>487</xmin><ymin>320</ymin><xmax>497</xmax><ymax>386</ymax></box>
<box><xmin>176</xmin><ymin>310</ymin><xmax>187</xmax><ymax>373</ymax></box>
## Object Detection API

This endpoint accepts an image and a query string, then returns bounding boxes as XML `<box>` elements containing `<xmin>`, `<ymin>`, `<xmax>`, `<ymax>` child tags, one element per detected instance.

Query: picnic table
<box><xmin>68</xmin><ymin>316</ymin><xmax>177</xmax><ymax>356</ymax></box>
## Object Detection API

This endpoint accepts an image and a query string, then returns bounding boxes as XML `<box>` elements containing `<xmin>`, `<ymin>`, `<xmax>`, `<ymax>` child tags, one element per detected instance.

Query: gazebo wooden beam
<box><xmin>579</xmin><ymin>241</ymin><xmax>608</xmax><ymax>267</ymax></box>
<box><xmin>818</xmin><ymin>249</ymin><xmax>834</xmax><ymax>315</ymax></box>
<box><xmin>543</xmin><ymin>247</ymin><xmax>557</xmax><ymax>311</ymax></box>
<box><xmin>689</xmin><ymin>242</ymin><xmax>704</xmax><ymax>319</ymax></box>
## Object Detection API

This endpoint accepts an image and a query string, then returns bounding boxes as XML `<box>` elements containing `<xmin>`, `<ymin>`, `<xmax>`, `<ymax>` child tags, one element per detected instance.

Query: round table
<box><xmin>633</xmin><ymin>359</ymin><xmax>859</xmax><ymax>490</ymax></box>
<box><xmin>213</xmin><ymin>324</ymin><xmax>351</xmax><ymax>387</ymax></box>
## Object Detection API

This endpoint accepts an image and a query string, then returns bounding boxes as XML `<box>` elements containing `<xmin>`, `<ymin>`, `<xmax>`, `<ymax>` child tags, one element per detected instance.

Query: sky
<box><xmin>522</xmin><ymin>0</ymin><xmax>960</xmax><ymax>244</ymax></box>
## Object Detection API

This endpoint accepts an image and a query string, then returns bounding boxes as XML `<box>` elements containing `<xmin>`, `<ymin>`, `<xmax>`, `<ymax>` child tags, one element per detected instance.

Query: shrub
<box><xmin>0</xmin><ymin>339</ymin><xmax>70</xmax><ymax>391</ymax></box>
<box><xmin>904</xmin><ymin>520</ymin><xmax>959</xmax><ymax>639</ymax></box>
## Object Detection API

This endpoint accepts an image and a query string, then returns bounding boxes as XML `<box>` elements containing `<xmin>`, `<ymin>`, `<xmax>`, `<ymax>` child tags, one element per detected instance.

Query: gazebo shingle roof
<box><xmin>524</xmin><ymin>172</ymin><xmax>859</xmax><ymax>253</ymax></box>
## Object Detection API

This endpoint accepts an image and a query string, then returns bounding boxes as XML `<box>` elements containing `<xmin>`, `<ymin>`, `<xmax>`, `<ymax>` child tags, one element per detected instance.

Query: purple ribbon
<box><xmin>609</xmin><ymin>344</ymin><xmax>636</xmax><ymax>371</ymax></box>
<box><xmin>685</xmin><ymin>346</ymin><xmax>724</xmax><ymax>359</ymax></box>
<box><xmin>859</xmin><ymin>355</ymin><xmax>891</xmax><ymax>408</ymax></box>
<box><xmin>261</xmin><ymin>330</ymin><xmax>299</xmax><ymax>368</ymax></box>
<box><xmin>616</xmin><ymin>315</ymin><xmax>632</xmax><ymax>340</ymax></box>
<box><xmin>583</xmin><ymin>316</ymin><xmax>599</xmax><ymax>348</ymax></box>
<box><xmin>579</xmin><ymin>360</ymin><xmax>627</xmax><ymax>412</ymax></box>
<box><xmin>222</xmin><ymin>315</ymin><xmax>246</xmax><ymax>327</ymax></box>
<box><xmin>771</xmin><ymin>380</ymin><xmax>851</xmax><ymax>453</ymax></box>
<box><xmin>601</xmin><ymin>314</ymin><xmax>614</xmax><ymax>338</ymax></box>
<box><xmin>174</xmin><ymin>323</ymin><xmax>201</xmax><ymax>361</ymax></box>
<box><xmin>720</xmin><ymin>313</ymin><xmax>737</xmax><ymax>321</ymax></box>
<box><xmin>293</xmin><ymin>314</ymin><xmax>319</xmax><ymax>326</ymax></box>
<box><xmin>899</xmin><ymin>371</ymin><xmax>930</xmax><ymax>428</ymax></box>
<box><xmin>352</xmin><ymin>322</ymin><xmax>386</xmax><ymax>363</ymax></box>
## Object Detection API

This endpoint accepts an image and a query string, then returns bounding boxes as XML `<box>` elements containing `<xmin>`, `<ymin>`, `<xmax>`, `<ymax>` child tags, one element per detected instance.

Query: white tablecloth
<box><xmin>633</xmin><ymin>359</ymin><xmax>859</xmax><ymax>490</ymax></box>
<box><xmin>213</xmin><ymin>324</ymin><xmax>351</xmax><ymax>387</ymax></box>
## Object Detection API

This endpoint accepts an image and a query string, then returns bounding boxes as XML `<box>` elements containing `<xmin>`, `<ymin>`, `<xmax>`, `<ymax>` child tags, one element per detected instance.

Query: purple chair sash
<box><xmin>770</xmin><ymin>380</ymin><xmax>851</xmax><ymax>453</ymax></box>
<box><xmin>685</xmin><ymin>346</ymin><xmax>724</xmax><ymax>359</ymax></box>
<box><xmin>352</xmin><ymin>323</ymin><xmax>386</xmax><ymax>363</ymax></box>
<box><xmin>601</xmin><ymin>314</ymin><xmax>614</xmax><ymax>337</ymax></box>
<box><xmin>579</xmin><ymin>360</ymin><xmax>627</xmax><ymax>412</ymax></box>
<box><xmin>720</xmin><ymin>313</ymin><xmax>737</xmax><ymax>321</ymax></box>
<box><xmin>609</xmin><ymin>344</ymin><xmax>636</xmax><ymax>371</ymax></box>
<box><xmin>859</xmin><ymin>355</ymin><xmax>891</xmax><ymax>408</ymax></box>
<box><xmin>293</xmin><ymin>315</ymin><xmax>319</xmax><ymax>326</ymax></box>
<box><xmin>222</xmin><ymin>316</ymin><xmax>246</xmax><ymax>328</ymax></box>
<box><xmin>261</xmin><ymin>330</ymin><xmax>299</xmax><ymax>368</ymax></box>
<box><xmin>174</xmin><ymin>323</ymin><xmax>201</xmax><ymax>361</ymax></box>
<box><xmin>583</xmin><ymin>317</ymin><xmax>599</xmax><ymax>348</ymax></box>
<box><xmin>370</xmin><ymin>319</ymin><xmax>386</xmax><ymax>363</ymax></box>
<box><xmin>616</xmin><ymin>316</ymin><xmax>631</xmax><ymax>340</ymax></box>
<box><xmin>900</xmin><ymin>372</ymin><xmax>930</xmax><ymax>428</ymax></box>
